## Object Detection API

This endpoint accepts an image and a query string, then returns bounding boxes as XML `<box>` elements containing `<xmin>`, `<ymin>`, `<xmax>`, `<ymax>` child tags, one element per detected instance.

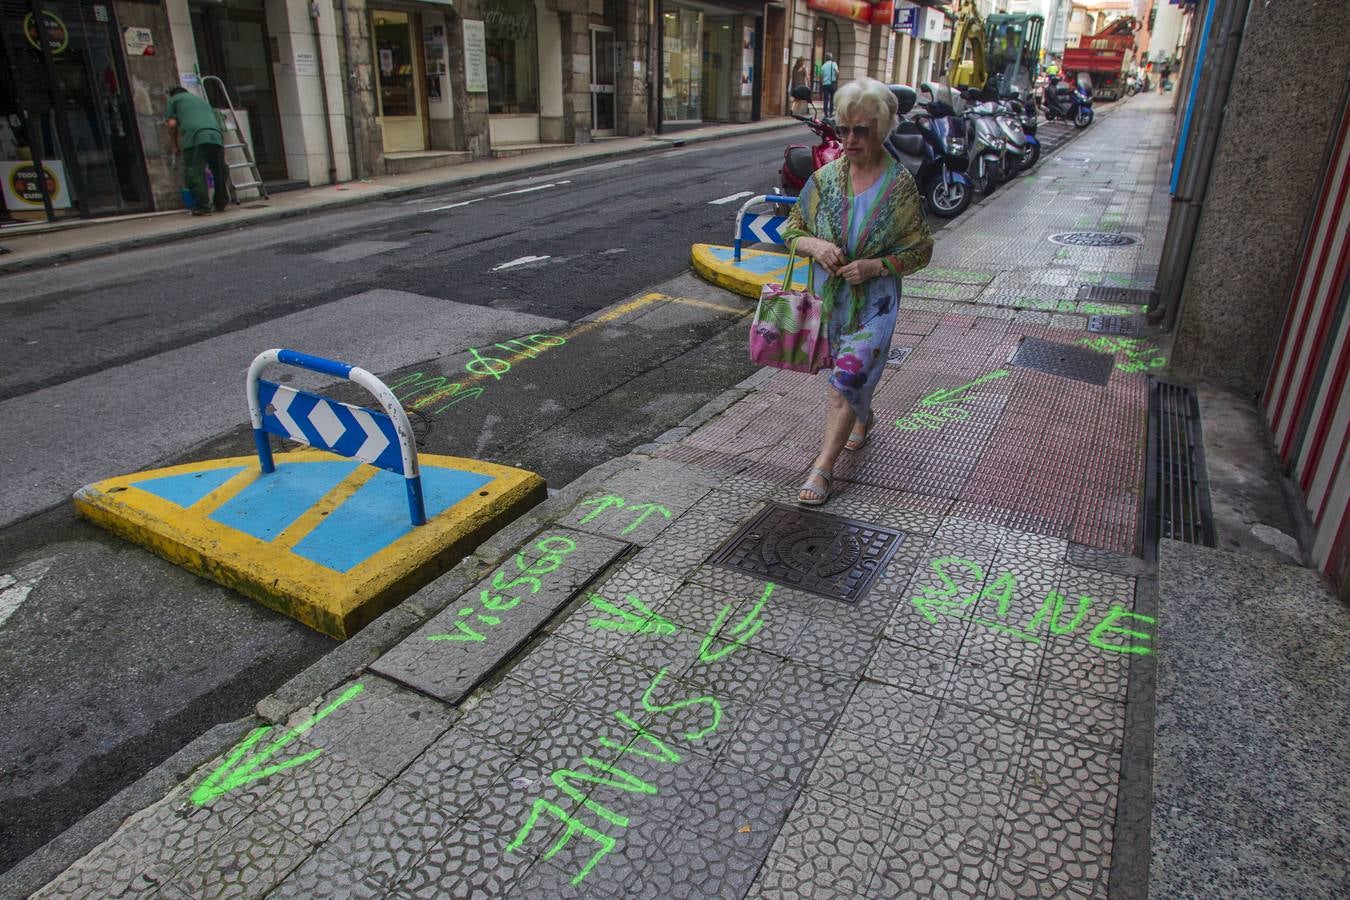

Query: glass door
<box><xmin>661</xmin><ymin>6</ymin><xmax>701</xmax><ymax>126</ymax></box>
<box><xmin>190</xmin><ymin>0</ymin><xmax>287</xmax><ymax>182</ymax></box>
<box><xmin>0</xmin><ymin>0</ymin><xmax>149</xmax><ymax>219</ymax></box>
<box><xmin>589</xmin><ymin>25</ymin><xmax>615</xmax><ymax>135</ymax></box>
<box><xmin>702</xmin><ymin>17</ymin><xmax>732</xmax><ymax>122</ymax></box>
<box><xmin>372</xmin><ymin>9</ymin><xmax>425</xmax><ymax>153</ymax></box>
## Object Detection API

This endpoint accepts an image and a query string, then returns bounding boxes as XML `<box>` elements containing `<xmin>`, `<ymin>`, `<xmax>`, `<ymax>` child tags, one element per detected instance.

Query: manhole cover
<box><xmin>1078</xmin><ymin>285</ymin><xmax>1156</xmax><ymax>305</ymax></box>
<box><xmin>1087</xmin><ymin>315</ymin><xmax>1141</xmax><ymax>335</ymax></box>
<box><xmin>709</xmin><ymin>504</ymin><xmax>906</xmax><ymax>603</ymax></box>
<box><xmin>1009</xmin><ymin>336</ymin><xmax>1114</xmax><ymax>385</ymax></box>
<box><xmin>886</xmin><ymin>347</ymin><xmax>912</xmax><ymax>366</ymax></box>
<box><xmin>1049</xmin><ymin>232</ymin><xmax>1139</xmax><ymax>248</ymax></box>
<box><xmin>406</xmin><ymin>408</ymin><xmax>431</xmax><ymax>448</ymax></box>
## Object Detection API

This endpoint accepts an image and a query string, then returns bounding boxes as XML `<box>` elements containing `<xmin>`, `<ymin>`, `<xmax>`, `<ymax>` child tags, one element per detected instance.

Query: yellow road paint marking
<box><xmin>273</xmin><ymin>465</ymin><xmax>379</xmax><ymax>551</ymax></box>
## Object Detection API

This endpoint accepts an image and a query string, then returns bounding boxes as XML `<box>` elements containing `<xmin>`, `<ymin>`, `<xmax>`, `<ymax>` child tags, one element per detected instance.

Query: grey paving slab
<box><xmin>756</xmin><ymin>790</ymin><xmax>892</xmax><ymax>897</ymax></box>
<box><xmin>865</xmin><ymin>636</ymin><xmax>958</xmax><ymax>696</ymax></box>
<box><xmin>722</xmin><ymin>706</ymin><xmax>830</xmax><ymax>785</ymax></box>
<box><xmin>286</xmin><ymin>677</ymin><xmax>456</xmax><ymax>779</ymax></box>
<box><xmin>266</xmin><ymin>847</ymin><xmax>388</xmax><ymax>899</ymax></box>
<box><xmin>679</xmin><ymin>761</ymin><xmax>799</xmax><ymax>856</ymax></box>
<box><xmin>395</xmin><ymin>728</ymin><xmax>518</xmax><ymax>819</ymax></box>
<box><xmin>867</xmin><ymin>820</ymin><xmax>995</xmax><ymax>900</ymax></box>
<box><xmin>891</xmin><ymin>759</ymin><xmax>1016</xmax><ymax>857</ymax></box>
<box><xmin>922</xmin><ymin>702</ymin><xmax>1027</xmax><ymax>785</ymax></box>
<box><xmin>804</xmin><ymin>723</ymin><xmax>914</xmax><ymax>816</ymax></box>
<box><xmin>457</xmin><ymin>678</ymin><xmax>564</xmax><ymax>751</ymax></box>
<box><xmin>163</xmin><ymin>813</ymin><xmax>312</xmax><ymax>900</ymax></box>
<box><xmin>756</xmin><ymin>659</ymin><xmax>858</xmax><ymax>728</ymax></box>
<box><xmin>320</xmin><ymin>782</ymin><xmax>457</xmax><ymax>892</ymax></box>
<box><xmin>683</xmin><ymin>644</ymin><xmax>783</xmax><ymax>705</ymax></box>
<box><xmin>996</xmin><ymin>788</ymin><xmax>1114</xmax><ymax>889</ymax></box>
<box><xmin>945</xmin><ymin>658</ymin><xmax>1042</xmax><ymax>723</ymax></box>
<box><xmin>788</xmin><ymin>617</ymin><xmax>878</xmax><ymax>675</ymax></box>
<box><xmin>390</xmin><ymin>816</ymin><xmax>535</xmax><ymax>898</ymax></box>
<box><xmin>836</xmin><ymin>681</ymin><xmax>942</xmax><ymax>752</ymax></box>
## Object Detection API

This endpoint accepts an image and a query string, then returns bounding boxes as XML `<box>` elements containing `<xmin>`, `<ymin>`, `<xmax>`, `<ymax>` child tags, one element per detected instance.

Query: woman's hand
<box><xmin>837</xmin><ymin>258</ymin><xmax>885</xmax><ymax>286</ymax></box>
<box><xmin>797</xmin><ymin>237</ymin><xmax>847</xmax><ymax>275</ymax></box>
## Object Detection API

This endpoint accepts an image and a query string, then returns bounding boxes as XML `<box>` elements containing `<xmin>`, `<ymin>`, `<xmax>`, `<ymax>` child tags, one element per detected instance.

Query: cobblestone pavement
<box><xmin>35</xmin><ymin>97</ymin><xmax>1172</xmax><ymax>899</ymax></box>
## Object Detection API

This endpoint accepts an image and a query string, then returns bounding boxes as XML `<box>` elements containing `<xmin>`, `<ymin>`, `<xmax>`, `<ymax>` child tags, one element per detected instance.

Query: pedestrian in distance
<box><xmin>783</xmin><ymin>77</ymin><xmax>934</xmax><ymax>506</ymax></box>
<box><xmin>1158</xmin><ymin>61</ymin><xmax>1171</xmax><ymax>93</ymax></box>
<box><xmin>165</xmin><ymin>86</ymin><xmax>228</xmax><ymax>216</ymax></box>
<box><xmin>790</xmin><ymin>58</ymin><xmax>811</xmax><ymax>116</ymax></box>
<box><xmin>820</xmin><ymin>53</ymin><xmax>840</xmax><ymax>119</ymax></box>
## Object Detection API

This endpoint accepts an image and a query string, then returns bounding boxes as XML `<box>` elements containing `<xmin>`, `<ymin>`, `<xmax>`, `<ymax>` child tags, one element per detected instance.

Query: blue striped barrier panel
<box><xmin>247</xmin><ymin>349</ymin><xmax>428</xmax><ymax>526</ymax></box>
<box><xmin>733</xmin><ymin>194</ymin><xmax>797</xmax><ymax>262</ymax></box>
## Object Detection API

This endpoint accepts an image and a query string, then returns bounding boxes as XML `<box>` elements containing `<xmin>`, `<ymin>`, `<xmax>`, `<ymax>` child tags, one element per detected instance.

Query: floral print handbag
<box><xmin>748</xmin><ymin>251</ymin><xmax>833</xmax><ymax>374</ymax></box>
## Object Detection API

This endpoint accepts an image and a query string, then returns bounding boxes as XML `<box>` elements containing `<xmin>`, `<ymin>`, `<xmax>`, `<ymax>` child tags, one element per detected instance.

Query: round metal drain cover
<box><xmin>771</xmin><ymin>530</ymin><xmax>863</xmax><ymax>578</ymax></box>
<box><xmin>1049</xmin><ymin>232</ymin><xmax>1139</xmax><ymax>247</ymax></box>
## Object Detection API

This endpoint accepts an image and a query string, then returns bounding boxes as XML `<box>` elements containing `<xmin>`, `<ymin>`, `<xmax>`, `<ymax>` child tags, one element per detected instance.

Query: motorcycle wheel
<box><xmin>975</xmin><ymin>159</ymin><xmax>1000</xmax><ymax>195</ymax></box>
<box><xmin>926</xmin><ymin>177</ymin><xmax>971</xmax><ymax>219</ymax></box>
<box><xmin>1017</xmin><ymin>142</ymin><xmax>1041</xmax><ymax>172</ymax></box>
<box><xmin>1074</xmin><ymin>109</ymin><xmax>1092</xmax><ymax>129</ymax></box>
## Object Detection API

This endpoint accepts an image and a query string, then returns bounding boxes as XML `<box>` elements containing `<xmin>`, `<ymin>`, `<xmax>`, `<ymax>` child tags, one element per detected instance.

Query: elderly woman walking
<box><xmin>783</xmin><ymin>77</ymin><xmax>934</xmax><ymax>505</ymax></box>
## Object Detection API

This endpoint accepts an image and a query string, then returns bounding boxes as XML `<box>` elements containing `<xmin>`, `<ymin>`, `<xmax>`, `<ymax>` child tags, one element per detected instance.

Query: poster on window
<box><xmin>741</xmin><ymin>27</ymin><xmax>754</xmax><ymax>97</ymax></box>
<box><xmin>1</xmin><ymin>159</ymin><xmax>72</xmax><ymax>209</ymax></box>
<box><xmin>463</xmin><ymin>19</ymin><xmax>487</xmax><ymax>92</ymax></box>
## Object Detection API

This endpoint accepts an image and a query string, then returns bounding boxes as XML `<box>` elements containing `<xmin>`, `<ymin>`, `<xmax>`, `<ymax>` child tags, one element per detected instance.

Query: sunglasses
<box><xmin>836</xmin><ymin>124</ymin><xmax>872</xmax><ymax>139</ymax></box>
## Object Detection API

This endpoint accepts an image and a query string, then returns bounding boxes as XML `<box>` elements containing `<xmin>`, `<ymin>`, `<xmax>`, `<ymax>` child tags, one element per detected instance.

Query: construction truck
<box><xmin>1061</xmin><ymin>17</ymin><xmax>1139</xmax><ymax>101</ymax></box>
<box><xmin>946</xmin><ymin>0</ymin><xmax>1044</xmax><ymax>100</ymax></box>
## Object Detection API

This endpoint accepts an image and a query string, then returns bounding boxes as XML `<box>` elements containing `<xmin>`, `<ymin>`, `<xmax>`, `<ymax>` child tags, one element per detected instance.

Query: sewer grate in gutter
<box><xmin>1141</xmin><ymin>379</ymin><xmax>1216</xmax><ymax>560</ymax></box>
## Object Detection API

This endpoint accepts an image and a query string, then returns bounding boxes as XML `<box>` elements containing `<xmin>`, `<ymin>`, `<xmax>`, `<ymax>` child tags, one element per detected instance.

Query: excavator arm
<box><xmin>945</xmin><ymin>0</ymin><xmax>987</xmax><ymax>90</ymax></box>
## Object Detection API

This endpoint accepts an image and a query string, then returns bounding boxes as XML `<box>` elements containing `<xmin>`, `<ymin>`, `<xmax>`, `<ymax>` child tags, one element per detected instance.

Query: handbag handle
<box><xmin>783</xmin><ymin>240</ymin><xmax>814</xmax><ymax>289</ymax></box>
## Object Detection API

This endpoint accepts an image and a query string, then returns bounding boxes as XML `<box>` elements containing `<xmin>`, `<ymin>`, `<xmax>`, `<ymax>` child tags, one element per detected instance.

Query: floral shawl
<box><xmin>782</xmin><ymin>155</ymin><xmax>934</xmax><ymax>330</ymax></box>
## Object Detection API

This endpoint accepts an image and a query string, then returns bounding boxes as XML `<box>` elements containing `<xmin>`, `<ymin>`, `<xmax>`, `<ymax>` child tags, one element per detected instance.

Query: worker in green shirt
<box><xmin>165</xmin><ymin>86</ymin><xmax>228</xmax><ymax>216</ymax></box>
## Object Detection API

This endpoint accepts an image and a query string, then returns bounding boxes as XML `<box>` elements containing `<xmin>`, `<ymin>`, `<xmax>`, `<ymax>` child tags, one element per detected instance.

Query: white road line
<box><xmin>710</xmin><ymin>191</ymin><xmax>754</xmax><ymax>205</ymax></box>
<box><xmin>493</xmin><ymin>255</ymin><xmax>552</xmax><ymax>271</ymax></box>
<box><xmin>426</xmin><ymin>198</ymin><xmax>483</xmax><ymax>212</ymax></box>
<box><xmin>0</xmin><ymin>558</ymin><xmax>53</xmax><ymax>630</ymax></box>
<box><xmin>494</xmin><ymin>181</ymin><xmax>568</xmax><ymax>197</ymax></box>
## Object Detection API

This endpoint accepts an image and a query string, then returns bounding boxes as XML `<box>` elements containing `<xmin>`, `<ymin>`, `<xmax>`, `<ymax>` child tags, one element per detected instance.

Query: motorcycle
<box><xmin>1006</xmin><ymin>91</ymin><xmax>1041</xmax><ymax>173</ymax></box>
<box><xmin>775</xmin><ymin>84</ymin><xmax>841</xmax><ymax>205</ymax></box>
<box><xmin>1042</xmin><ymin>74</ymin><xmax>1094</xmax><ymax>129</ymax></box>
<box><xmin>884</xmin><ymin>84</ymin><xmax>973</xmax><ymax>219</ymax></box>
<box><xmin>958</xmin><ymin>89</ymin><xmax>1013</xmax><ymax>195</ymax></box>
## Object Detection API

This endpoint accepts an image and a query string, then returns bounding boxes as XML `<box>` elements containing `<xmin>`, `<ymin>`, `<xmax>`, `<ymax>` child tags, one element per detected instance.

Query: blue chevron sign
<box><xmin>739</xmin><ymin>213</ymin><xmax>788</xmax><ymax>246</ymax></box>
<box><xmin>257</xmin><ymin>381</ymin><xmax>404</xmax><ymax>474</ymax></box>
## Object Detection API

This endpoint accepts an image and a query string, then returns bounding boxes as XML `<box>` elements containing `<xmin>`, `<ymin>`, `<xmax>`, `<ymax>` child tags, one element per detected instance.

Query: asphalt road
<box><xmin>0</xmin><ymin>132</ymin><xmax>802</xmax><ymax>873</ymax></box>
<box><xmin>0</xmin><ymin>118</ymin><xmax>1079</xmax><ymax>872</ymax></box>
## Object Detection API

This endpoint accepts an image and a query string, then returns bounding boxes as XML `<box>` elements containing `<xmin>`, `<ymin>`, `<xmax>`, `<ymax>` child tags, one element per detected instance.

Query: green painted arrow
<box><xmin>919</xmin><ymin>369</ymin><xmax>1010</xmax><ymax>407</ymax></box>
<box><xmin>191</xmin><ymin>683</ymin><xmax>364</xmax><ymax>806</ymax></box>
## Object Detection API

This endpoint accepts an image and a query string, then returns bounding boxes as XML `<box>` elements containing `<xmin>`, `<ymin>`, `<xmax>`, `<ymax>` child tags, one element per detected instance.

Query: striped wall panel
<box><xmin>1262</xmin><ymin>92</ymin><xmax>1350</xmax><ymax>581</ymax></box>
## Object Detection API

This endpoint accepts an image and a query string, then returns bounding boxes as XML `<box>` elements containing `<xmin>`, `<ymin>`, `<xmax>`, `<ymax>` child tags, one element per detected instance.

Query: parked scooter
<box><xmin>883</xmin><ymin>84</ymin><xmax>973</xmax><ymax>219</ymax></box>
<box><xmin>958</xmin><ymin>89</ymin><xmax>1013</xmax><ymax>195</ymax></box>
<box><xmin>1042</xmin><ymin>74</ymin><xmax>1094</xmax><ymax>128</ymax></box>
<box><xmin>775</xmin><ymin>84</ymin><xmax>841</xmax><ymax>206</ymax></box>
<box><xmin>1006</xmin><ymin>91</ymin><xmax>1041</xmax><ymax>172</ymax></box>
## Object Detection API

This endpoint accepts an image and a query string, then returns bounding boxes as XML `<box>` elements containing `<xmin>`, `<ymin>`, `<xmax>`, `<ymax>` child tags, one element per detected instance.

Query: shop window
<box><xmin>374</xmin><ymin>11</ymin><xmax>418</xmax><ymax>117</ymax></box>
<box><xmin>662</xmin><ymin>6</ymin><xmax>702</xmax><ymax>122</ymax></box>
<box><xmin>485</xmin><ymin>0</ymin><xmax>538</xmax><ymax>115</ymax></box>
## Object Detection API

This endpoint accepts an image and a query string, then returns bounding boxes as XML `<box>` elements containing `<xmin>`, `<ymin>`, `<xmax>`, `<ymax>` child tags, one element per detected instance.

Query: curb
<box><xmin>0</xmin><ymin>121</ymin><xmax>799</xmax><ymax>277</ymax></box>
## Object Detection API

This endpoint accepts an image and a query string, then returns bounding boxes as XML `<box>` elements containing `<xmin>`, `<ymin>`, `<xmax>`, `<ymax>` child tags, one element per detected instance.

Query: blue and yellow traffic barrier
<box><xmin>692</xmin><ymin>194</ymin><xmax>807</xmax><ymax>299</ymax></box>
<box><xmin>74</xmin><ymin>349</ymin><xmax>546</xmax><ymax>639</ymax></box>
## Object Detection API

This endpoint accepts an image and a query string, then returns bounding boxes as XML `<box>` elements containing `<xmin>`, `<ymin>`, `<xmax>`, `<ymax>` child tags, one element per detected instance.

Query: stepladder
<box><xmin>199</xmin><ymin>75</ymin><xmax>268</xmax><ymax>203</ymax></box>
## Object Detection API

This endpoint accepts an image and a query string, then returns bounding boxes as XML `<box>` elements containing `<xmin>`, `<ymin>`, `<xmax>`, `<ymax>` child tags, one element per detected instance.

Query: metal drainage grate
<box><xmin>1009</xmin><ymin>337</ymin><xmax>1114</xmax><ymax>385</ymax></box>
<box><xmin>1087</xmin><ymin>315</ymin><xmax>1141</xmax><ymax>336</ymax></box>
<box><xmin>1049</xmin><ymin>232</ymin><xmax>1140</xmax><ymax>248</ymax></box>
<box><xmin>709</xmin><ymin>504</ymin><xmax>906</xmax><ymax>603</ymax></box>
<box><xmin>1142</xmin><ymin>380</ymin><xmax>1216</xmax><ymax>560</ymax></box>
<box><xmin>1078</xmin><ymin>285</ymin><xmax>1157</xmax><ymax>305</ymax></box>
<box><xmin>886</xmin><ymin>347</ymin><xmax>913</xmax><ymax>366</ymax></box>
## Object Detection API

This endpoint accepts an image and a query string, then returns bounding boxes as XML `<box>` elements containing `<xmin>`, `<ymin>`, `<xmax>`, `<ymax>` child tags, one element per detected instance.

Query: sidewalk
<box><xmin>0</xmin><ymin>118</ymin><xmax>796</xmax><ymax>275</ymax></box>
<box><xmin>13</xmin><ymin>94</ymin><xmax>1345</xmax><ymax>899</ymax></box>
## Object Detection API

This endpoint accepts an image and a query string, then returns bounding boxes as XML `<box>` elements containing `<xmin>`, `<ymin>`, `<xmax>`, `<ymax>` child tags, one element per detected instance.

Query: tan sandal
<box><xmin>845</xmin><ymin>411</ymin><xmax>875</xmax><ymax>452</ymax></box>
<box><xmin>798</xmin><ymin>466</ymin><xmax>832</xmax><ymax>506</ymax></box>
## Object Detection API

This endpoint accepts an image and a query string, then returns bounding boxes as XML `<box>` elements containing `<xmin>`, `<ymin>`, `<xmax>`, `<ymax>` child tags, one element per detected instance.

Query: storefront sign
<box><xmin>805</xmin><ymin>0</ymin><xmax>872</xmax><ymax>25</ymax></box>
<box><xmin>462</xmin><ymin>19</ymin><xmax>487</xmax><ymax>93</ymax></box>
<box><xmin>293</xmin><ymin>52</ymin><xmax>317</xmax><ymax>75</ymax></box>
<box><xmin>891</xmin><ymin>2</ymin><xmax>918</xmax><ymax>34</ymax></box>
<box><xmin>919</xmin><ymin>7</ymin><xmax>946</xmax><ymax>43</ymax></box>
<box><xmin>1</xmin><ymin>160</ymin><xmax>72</xmax><ymax>209</ymax></box>
<box><xmin>23</xmin><ymin>10</ymin><xmax>68</xmax><ymax>54</ymax></box>
<box><xmin>124</xmin><ymin>27</ymin><xmax>154</xmax><ymax>56</ymax></box>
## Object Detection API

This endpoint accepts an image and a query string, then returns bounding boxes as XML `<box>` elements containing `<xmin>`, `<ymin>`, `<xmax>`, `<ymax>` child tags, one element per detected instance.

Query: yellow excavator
<box><xmin>945</xmin><ymin>0</ymin><xmax>988</xmax><ymax>91</ymax></box>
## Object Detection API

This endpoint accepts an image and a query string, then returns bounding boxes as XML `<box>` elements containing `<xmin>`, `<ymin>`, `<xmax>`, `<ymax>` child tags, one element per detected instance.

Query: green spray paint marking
<box><xmin>576</xmin><ymin>495</ymin><xmax>672</xmax><ymax>534</ymax></box>
<box><xmin>1078</xmin><ymin>302</ymin><xmax>1147</xmax><ymax>316</ymax></box>
<box><xmin>387</xmin><ymin>372</ymin><xmax>484</xmax><ymax>415</ymax></box>
<box><xmin>428</xmin><ymin>535</ymin><xmax>576</xmax><ymax>642</ymax></box>
<box><xmin>508</xmin><ymin>583</ymin><xmax>774</xmax><ymax>885</ymax></box>
<box><xmin>1079</xmin><ymin>335</ymin><xmax>1167</xmax><ymax>373</ymax></box>
<box><xmin>191</xmin><ymin>683</ymin><xmax>364</xmax><ymax>806</ymax></box>
<box><xmin>386</xmin><ymin>334</ymin><xmax>564</xmax><ymax>417</ymax></box>
<box><xmin>910</xmin><ymin>556</ymin><xmax>1153</xmax><ymax>656</ymax></box>
<box><xmin>587</xmin><ymin>592</ymin><xmax>676</xmax><ymax>636</ymax></box>
<box><xmin>698</xmin><ymin>583</ymin><xmax>772</xmax><ymax>662</ymax></box>
<box><xmin>894</xmin><ymin>369</ymin><xmax>1010</xmax><ymax>433</ymax></box>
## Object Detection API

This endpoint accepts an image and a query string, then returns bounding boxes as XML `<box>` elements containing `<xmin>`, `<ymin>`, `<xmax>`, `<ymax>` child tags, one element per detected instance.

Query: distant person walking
<box><xmin>820</xmin><ymin>53</ymin><xmax>839</xmax><ymax>118</ymax></box>
<box><xmin>1158</xmin><ymin>61</ymin><xmax>1171</xmax><ymax>93</ymax></box>
<box><xmin>165</xmin><ymin>86</ymin><xmax>228</xmax><ymax>216</ymax></box>
<box><xmin>790</xmin><ymin>59</ymin><xmax>810</xmax><ymax>115</ymax></box>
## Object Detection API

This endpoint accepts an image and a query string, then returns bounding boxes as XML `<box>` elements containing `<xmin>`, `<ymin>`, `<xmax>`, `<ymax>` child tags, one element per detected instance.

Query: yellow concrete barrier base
<box><xmin>74</xmin><ymin>451</ymin><xmax>546</xmax><ymax>639</ymax></box>
<box><xmin>691</xmin><ymin>243</ymin><xmax>809</xmax><ymax>299</ymax></box>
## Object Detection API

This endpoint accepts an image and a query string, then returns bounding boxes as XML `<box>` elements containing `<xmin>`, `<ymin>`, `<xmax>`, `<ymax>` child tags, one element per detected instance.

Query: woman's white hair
<box><xmin>833</xmin><ymin>77</ymin><xmax>898</xmax><ymax>137</ymax></box>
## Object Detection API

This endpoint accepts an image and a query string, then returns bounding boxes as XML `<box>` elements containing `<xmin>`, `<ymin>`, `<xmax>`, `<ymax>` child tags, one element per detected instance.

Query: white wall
<box><xmin>165</xmin><ymin>0</ymin><xmax>200</xmax><ymax>86</ymax></box>
<box><xmin>538</xmin><ymin>0</ymin><xmax>564</xmax><ymax>119</ymax></box>
<box><xmin>267</xmin><ymin>0</ymin><xmax>352</xmax><ymax>184</ymax></box>
<box><xmin>1150</xmin><ymin>2</ymin><xmax>1185</xmax><ymax>61</ymax></box>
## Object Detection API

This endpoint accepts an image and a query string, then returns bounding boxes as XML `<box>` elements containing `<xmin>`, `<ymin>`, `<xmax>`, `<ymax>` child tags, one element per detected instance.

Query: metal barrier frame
<box><xmin>247</xmin><ymin>349</ymin><xmax>427</xmax><ymax>526</ymax></box>
<box><xmin>733</xmin><ymin>194</ymin><xmax>797</xmax><ymax>261</ymax></box>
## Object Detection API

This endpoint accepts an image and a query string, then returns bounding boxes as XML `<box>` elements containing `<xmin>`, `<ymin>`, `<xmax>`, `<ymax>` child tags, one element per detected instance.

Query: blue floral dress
<box><xmin>810</xmin><ymin>176</ymin><xmax>900</xmax><ymax>426</ymax></box>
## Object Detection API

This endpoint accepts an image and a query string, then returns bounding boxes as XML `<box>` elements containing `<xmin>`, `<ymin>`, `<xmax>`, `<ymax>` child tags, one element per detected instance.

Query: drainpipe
<box><xmin>1152</xmin><ymin>0</ymin><xmax>1248</xmax><ymax>333</ymax></box>
<box><xmin>336</xmin><ymin>0</ymin><xmax>364</xmax><ymax>180</ymax></box>
<box><xmin>310</xmin><ymin>0</ymin><xmax>339</xmax><ymax>184</ymax></box>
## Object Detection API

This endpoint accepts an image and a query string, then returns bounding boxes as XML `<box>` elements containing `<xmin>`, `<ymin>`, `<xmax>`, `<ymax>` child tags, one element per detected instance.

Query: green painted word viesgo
<box><xmin>428</xmin><ymin>534</ymin><xmax>578</xmax><ymax>643</ymax></box>
<box><xmin>912</xmin><ymin>556</ymin><xmax>1155</xmax><ymax>656</ymax></box>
